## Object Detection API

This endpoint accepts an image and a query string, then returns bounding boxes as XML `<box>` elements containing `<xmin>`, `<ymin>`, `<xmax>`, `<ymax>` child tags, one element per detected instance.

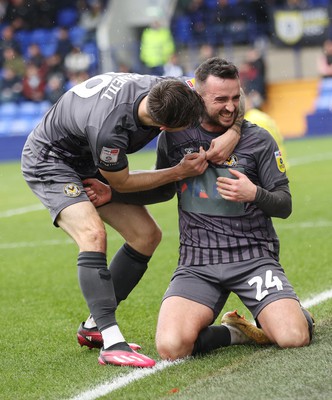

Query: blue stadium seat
<box><xmin>0</xmin><ymin>102</ymin><xmax>19</xmax><ymax>119</ymax></box>
<box><xmin>18</xmin><ymin>101</ymin><xmax>51</xmax><ymax>120</ymax></box>
<box><xmin>14</xmin><ymin>30</ymin><xmax>32</xmax><ymax>53</ymax></box>
<box><xmin>204</xmin><ymin>0</ymin><xmax>217</xmax><ymax>9</ymax></box>
<box><xmin>69</xmin><ymin>26</ymin><xmax>87</xmax><ymax>47</ymax></box>
<box><xmin>0</xmin><ymin>119</ymin><xmax>12</xmax><ymax>136</ymax></box>
<box><xmin>171</xmin><ymin>16</ymin><xmax>193</xmax><ymax>45</ymax></box>
<box><xmin>8</xmin><ymin>117</ymin><xmax>36</xmax><ymax>136</ymax></box>
<box><xmin>28</xmin><ymin>28</ymin><xmax>58</xmax><ymax>57</ymax></box>
<box><xmin>38</xmin><ymin>100</ymin><xmax>52</xmax><ymax>116</ymax></box>
<box><xmin>39</xmin><ymin>41</ymin><xmax>58</xmax><ymax>57</ymax></box>
<box><xmin>319</xmin><ymin>78</ymin><xmax>332</xmax><ymax>92</ymax></box>
<box><xmin>30</xmin><ymin>28</ymin><xmax>49</xmax><ymax>45</ymax></box>
<box><xmin>19</xmin><ymin>101</ymin><xmax>42</xmax><ymax>117</ymax></box>
<box><xmin>56</xmin><ymin>7</ymin><xmax>79</xmax><ymax>28</ymax></box>
<box><xmin>306</xmin><ymin>110</ymin><xmax>332</xmax><ymax>136</ymax></box>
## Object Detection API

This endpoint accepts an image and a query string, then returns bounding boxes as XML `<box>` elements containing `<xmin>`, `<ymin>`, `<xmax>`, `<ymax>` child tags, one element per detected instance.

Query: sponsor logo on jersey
<box><xmin>100</xmin><ymin>147</ymin><xmax>119</xmax><ymax>164</ymax></box>
<box><xmin>223</xmin><ymin>154</ymin><xmax>238</xmax><ymax>167</ymax></box>
<box><xmin>274</xmin><ymin>150</ymin><xmax>286</xmax><ymax>173</ymax></box>
<box><xmin>185</xmin><ymin>78</ymin><xmax>195</xmax><ymax>89</ymax></box>
<box><xmin>63</xmin><ymin>183</ymin><xmax>81</xmax><ymax>197</ymax></box>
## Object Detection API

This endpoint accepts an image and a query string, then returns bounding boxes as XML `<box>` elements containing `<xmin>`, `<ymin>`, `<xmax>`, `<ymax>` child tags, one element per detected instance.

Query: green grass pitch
<box><xmin>0</xmin><ymin>136</ymin><xmax>331</xmax><ymax>400</ymax></box>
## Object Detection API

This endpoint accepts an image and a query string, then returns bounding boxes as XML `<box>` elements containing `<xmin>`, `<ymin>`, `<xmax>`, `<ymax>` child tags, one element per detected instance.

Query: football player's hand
<box><xmin>178</xmin><ymin>146</ymin><xmax>208</xmax><ymax>178</ymax></box>
<box><xmin>216</xmin><ymin>169</ymin><xmax>257</xmax><ymax>202</ymax></box>
<box><xmin>206</xmin><ymin>129</ymin><xmax>240</xmax><ymax>164</ymax></box>
<box><xmin>83</xmin><ymin>178</ymin><xmax>112</xmax><ymax>207</ymax></box>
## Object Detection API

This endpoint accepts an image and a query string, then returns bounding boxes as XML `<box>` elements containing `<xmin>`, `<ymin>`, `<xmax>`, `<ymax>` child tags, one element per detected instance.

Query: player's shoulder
<box><xmin>243</xmin><ymin>119</ymin><xmax>270</xmax><ymax>137</ymax></box>
<box><xmin>242</xmin><ymin>119</ymin><xmax>276</xmax><ymax>147</ymax></box>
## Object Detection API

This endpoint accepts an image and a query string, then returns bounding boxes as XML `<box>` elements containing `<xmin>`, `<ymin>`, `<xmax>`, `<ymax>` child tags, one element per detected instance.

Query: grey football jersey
<box><xmin>26</xmin><ymin>73</ymin><xmax>163</xmax><ymax>176</ymax></box>
<box><xmin>156</xmin><ymin>120</ymin><xmax>289</xmax><ymax>266</ymax></box>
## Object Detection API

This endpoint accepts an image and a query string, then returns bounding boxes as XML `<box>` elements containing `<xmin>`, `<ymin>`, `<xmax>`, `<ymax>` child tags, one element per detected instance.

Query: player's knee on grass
<box><xmin>156</xmin><ymin>330</ymin><xmax>194</xmax><ymax>360</ymax></box>
<box><xmin>274</xmin><ymin>312</ymin><xmax>311</xmax><ymax>348</ymax></box>
<box><xmin>78</xmin><ymin>251</ymin><xmax>117</xmax><ymax>331</ymax></box>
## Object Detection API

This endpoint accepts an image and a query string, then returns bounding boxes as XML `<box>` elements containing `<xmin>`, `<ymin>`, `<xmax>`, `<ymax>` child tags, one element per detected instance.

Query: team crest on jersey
<box><xmin>100</xmin><ymin>147</ymin><xmax>119</xmax><ymax>164</ymax></box>
<box><xmin>274</xmin><ymin>150</ymin><xmax>286</xmax><ymax>173</ymax></box>
<box><xmin>223</xmin><ymin>154</ymin><xmax>238</xmax><ymax>167</ymax></box>
<box><xmin>63</xmin><ymin>183</ymin><xmax>81</xmax><ymax>197</ymax></box>
<box><xmin>184</xmin><ymin>147</ymin><xmax>194</xmax><ymax>154</ymax></box>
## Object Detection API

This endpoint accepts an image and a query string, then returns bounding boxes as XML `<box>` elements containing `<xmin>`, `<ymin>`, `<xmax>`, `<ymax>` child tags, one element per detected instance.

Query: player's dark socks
<box><xmin>77</xmin><ymin>251</ymin><xmax>117</xmax><ymax>331</ymax></box>
<box><xmin>104</xmin><ymin>341</ymin><xmax>133</xmax><ymax>352</ymax></box>
<box><xmin>301</xmin><ymin>307</ymin><xmax>315</xmax><ymax>341</ymax></box>
<box><xmin>192</xmin><ymin>325</ymin><xmax>231</xmax><ymax>355</ymax></box>
<box><xmin>108</xmin><ymin>243</ymin><xmax>151</xmax><ymax>304</ymax></box>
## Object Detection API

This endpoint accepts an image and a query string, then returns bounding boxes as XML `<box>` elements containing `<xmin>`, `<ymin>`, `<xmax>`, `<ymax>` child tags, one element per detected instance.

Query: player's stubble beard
<box><xmin>202</xmin><ymin>107</ymin><xmax>239</xmax><ymax>134</ymax></box>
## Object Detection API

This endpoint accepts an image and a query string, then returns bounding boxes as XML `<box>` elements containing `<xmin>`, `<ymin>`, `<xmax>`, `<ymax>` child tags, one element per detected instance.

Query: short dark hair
<box><xmin>147</xmin><ymin>79</ymin><xmax>205</xmax><ymax>129</ymax></box>
<box><xmin>194</xmin><ymin>57</ymin><xmax>239</xmax><ymax>91</ymax></box>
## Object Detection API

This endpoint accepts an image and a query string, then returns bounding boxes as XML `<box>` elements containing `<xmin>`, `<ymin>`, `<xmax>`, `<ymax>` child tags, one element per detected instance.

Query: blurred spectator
<box><xmin>35</xmin><ymin>0</ymin><xmax>57</xmax><ymax>28</ymax></box>
<box><xmin>22</xmin><ymin>62</ymin><xmax>46</xmax><ymax>101</ymax></box>
<box><xmin>212</xmin><ymin>0</ymin><xmax>256</xmax><ymax>46</ymax></box>
<box><xmin>163</xmin><ymin>53</ymin><xmax>184</xmax><ymax>77</ymax></box>
<box><xmin>45</xmin><ymin>52</ymin><xmax>66</xmax><ymax>78</ymax></box>
<box><xmin>140</xmin><ymin>18</ymin><xmax>175</xmax><ymax>75</ymax></box>
<box><xmin>0</xmin><ymin>25</ymin><xmax>22</xmax><ymax>68</ymax></box>
<box><xmin>3</xmin><ymin>46</ymin><xmax>25</xmax><ymax>77</ymax></box>
<box><xmin>0</xmin><ymin>66</ymin><xmax>23</xmax><ymax>103</ymax></box>
<box><xmin>64</xmin><ymin>46</ymin><xmax>90</xmax><ymax>74</ymax></box>
<box><xmin>65</xmin><ymin>70</ymin><xmax>89</xmax><ymax>90</ymax></box>
<box><xmin>26</xmin><ymin>43</ymin><xmax>47</xmax><ymax>70</ymax></box>
<box><xmin>186</xmin><ymin>43</ymin><xmax>216</xmax><ymax>76</ymax></box>
<box><xmin>173</xmin><ymin>0</ymin><xmax>193</xmax><ymax>17</ymax></box>
<box><xmin>78</xmin><ymin>0</ymin><xmax>104</xmax><ymax>41</ymax></box>
<box><xmin>285</xmin><ymin>0</ymin><xmax>309</xmax><ymax>9</ymax></box>
<box><xmin>4</xmin><ymin>0</ymin><xmax>39</xmax><ymax>30</ymax></box>
<box><xmin>55</xmin><ymin>26</ymin><xmax>73</xmax><ymax>62</ymax></box>
<box><xmin>317</xmin><ymin>39</ymin><xmax>332</xmax><ymax>78</ymax></box>
<box><xmin>0</xmin><ymin>0</ymin><xmax>7</xmax><ymax>23</ymax></box>
<box><xmin>185</xmin><ymin>0</ymin><xmax>209</xmax><ymax>44</ymax></box>
<box><xmin>239</xmin><ymin>47</ymin><xmax>267</xmax><ymax>100</ymax></box>
<box><xmin>45</xmin><ymin>72</ymin><xmax>66</xmax><ymax>104</ymax></box>
<box><xmin>117</xmin><ymin>62</ymin><xmax>133</xmax><ymax>73</ymax></box>
<box><xmin>245</xmin><ymin>90</ymin><xmax>289</xmax><ymax>170</ymax></box>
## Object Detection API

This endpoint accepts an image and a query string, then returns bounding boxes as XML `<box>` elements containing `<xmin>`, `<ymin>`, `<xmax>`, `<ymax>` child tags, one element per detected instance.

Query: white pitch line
<box><xmin>288</xmin><ymin>152</ymin><xmax>332</xmax><ymax>167</ymax></box>
<box><xmin>274</xmin><ymin>220</ymin><xmax>332</xmax><ymax>230</ymax></box>
<box><xmin>1</xmin><ymin>219</ymin><xmax>331</xmax><ymax>251</ymax></box>
<box><xmin>67</xmin><ymin>359</ymin><xmax>184</xmax><ymax>400</ymax></box>
<box><xmin>302</xmin><ymin>288</ymin><xmax>332</xmax><ymax>309</ymax></box>
<box><xmin>0</xmin><ymin>238</ymin><xmax>74</xmax><ymax>249</ymax></box>
<box><xmin>66</xmin><ymin>289</ymin><xmax>332</xmax><ymax>400</ymax></box>
<box><xmin>1</xmin><ymin>151</ymin><xmax>332</xmax><ymax>219</ymax></box>
<box><xmin>0</xmin><ymin>203</ymin><xmax>45</xmax><ymax>218</ymax></box>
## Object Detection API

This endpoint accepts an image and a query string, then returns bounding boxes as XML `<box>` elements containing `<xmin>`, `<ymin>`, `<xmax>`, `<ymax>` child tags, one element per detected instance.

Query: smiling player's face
<box><xmin>199</xmin><ymin>75</ymin><xmax>241</xmax><ymax>132</ymax></box>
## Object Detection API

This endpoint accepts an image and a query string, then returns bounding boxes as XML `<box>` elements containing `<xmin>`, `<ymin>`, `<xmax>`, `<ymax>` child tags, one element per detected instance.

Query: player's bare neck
<box><xmin>137</xmin><ymin>96</ymin><xmax>157</xmax><ymax>126</ymax></box>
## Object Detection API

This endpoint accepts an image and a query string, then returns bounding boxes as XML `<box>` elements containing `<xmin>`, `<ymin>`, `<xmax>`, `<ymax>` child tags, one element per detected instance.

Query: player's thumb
<box><xmin>228</xmin><ymin>168</ymin><xmax>242</xmax><ymax>178</ymax></box>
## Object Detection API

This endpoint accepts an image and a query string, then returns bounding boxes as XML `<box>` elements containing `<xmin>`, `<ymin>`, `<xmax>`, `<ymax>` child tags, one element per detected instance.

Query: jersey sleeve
<box><xmin>155</xmin><ymin>132</ymin><xmax>172</xmax><ymax>169</ymax></box>
<box><xmin>254</xmin><ymin>128</ymin><xmax>288</xmax><ymax>191</ymax></box>
<box><xmin>93</xmin><ymin>114</ymin><xmax>129</xmax><ymax>172</ymax></box>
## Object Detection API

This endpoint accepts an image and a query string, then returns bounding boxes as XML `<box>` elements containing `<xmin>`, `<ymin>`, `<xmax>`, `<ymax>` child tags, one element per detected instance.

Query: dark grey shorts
<box><xmin>162</xmin><ymin>257</ymin><xmax>299</xmax><ymax>320</ymax></box>
<box><xmin>21</xmin><ymin>142</ymin><xmax>90</xmax><ymax>225</ymax></box>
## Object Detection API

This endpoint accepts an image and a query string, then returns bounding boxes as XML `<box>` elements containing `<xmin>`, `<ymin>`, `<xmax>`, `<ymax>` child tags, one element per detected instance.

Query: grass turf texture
<box><xmin>0</xmin><ymin>136</ymin><xmax>331</xmax><ymax>400</ymax></box>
